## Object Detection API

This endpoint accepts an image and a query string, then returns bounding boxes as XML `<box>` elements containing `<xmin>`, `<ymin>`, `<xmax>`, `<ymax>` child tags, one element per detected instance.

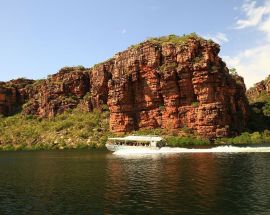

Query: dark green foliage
<box><xmin>215</xmin><ymin>130</ymin><xmax>270</xmax><ymax>144</ymax></box>
<box><xmin>247</xmin><ymin>102</ymin><xmax>270</xmax><ymax>132</ymax></box>
<box><xmin>262</xmin><ymin>102</ymin><xmax>270</xmax><ymax>116</ymax></box>
<box><xmin>191</xmin><ymin>101</ymin><xmax>199</xmax><ymax>107</ymax></box>
<box><xmin>207</xmin><ymin>39</ymin><xmax>215</xmax><ymax>44</ymax></box>
<box><xmin>159</xmin><ymin>105</ymin><xmax>165</xmax><ymax>111</ymax></box>
<box><xmin>131</xmin><ymin>128</ymin><xmax>164</xmax><ymax>136</ymax></box>
<box><xmin>166</xmin><ymin>136</ymin><xmax>210</xmax><ymax>146</ymax></box>
<box><xmin>229</xmin><ymin>68</ymin><xmax>238</xmax><ymax>76</ymax></box>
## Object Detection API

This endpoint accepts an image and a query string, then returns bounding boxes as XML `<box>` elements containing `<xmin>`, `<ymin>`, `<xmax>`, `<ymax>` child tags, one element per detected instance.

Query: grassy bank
<box><xmin>1</xmin><ymin>110</ymin><xmax>270</xmax><ymax>151</ymax></box>
<box><xmin>215</xmin><ymin>131</ymin><xmax>270</xmax><ymax>145</ymax></box>
<box><xmin>130</xmin><ymin>128</ymin><xmax>270</xmax><ymax>146</ymax></box>
<box><xmin>0</xmin><ymin>109</ymin><xmax>110</xmax><ymax>151</ymax></box>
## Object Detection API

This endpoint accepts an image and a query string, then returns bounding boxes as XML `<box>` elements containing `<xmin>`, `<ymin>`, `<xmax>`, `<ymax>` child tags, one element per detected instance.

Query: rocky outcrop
<box><xmin>0</xmin><ymin>79</ymin><xmax>34</xmax><ymax>116</ymax></box>
<box><xmin>22</xmin><ymin>64</ymin><xmax>113</xmax><ymax>117</ymax></box>
<box><xmin>23</xmin><ymin>67</ymin><xmax>91</xmax><ymax>117</ymax></box>
<box><xmin>106</xmin><ymin>36</ymin><xmax>248</xmax><ymax>138</ymax></box>
<box><xmin>0</xmin><ymin>34</ymin><xmax>249</xmax><ymax>138</ymax></box>
<box><xmin>246</xmin><ymin>76</ymin><xmax>270</xmax><ymax>103</ymax></box>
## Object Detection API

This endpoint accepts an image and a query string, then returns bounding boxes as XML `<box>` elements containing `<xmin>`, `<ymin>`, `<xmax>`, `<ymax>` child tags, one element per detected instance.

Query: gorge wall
<box><xmin>246</xmin><ymin>75</ymin><xmax>270</xmax><ymax>103</ymax></box>
<box><xmin>0</xmin><ymin>79</ymin><xmax>34</xmax><ymax>116</ymax></box>
<box><xmin>0</xmin><ymin>34</ymin><xmax>249</xmax><ymax>138</ymax></box>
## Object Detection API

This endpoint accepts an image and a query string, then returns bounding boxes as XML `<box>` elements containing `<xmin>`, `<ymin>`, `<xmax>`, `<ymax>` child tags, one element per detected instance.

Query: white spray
<box><xmin>113</xmin><ymin>145</ymin><xmax>270</xmax><ymax>155</ymax></box>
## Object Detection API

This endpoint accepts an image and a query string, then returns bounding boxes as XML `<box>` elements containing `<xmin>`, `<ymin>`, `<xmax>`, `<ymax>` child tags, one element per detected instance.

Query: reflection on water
<box><xmin>104</xmin><ymin>153</ymin><xmax>270</xmax><ymax>215</ymax></box>
<box><xmin>0</xmin><ymin>150</ymin><xmax>269</xmax><ymax>215</ymax></box>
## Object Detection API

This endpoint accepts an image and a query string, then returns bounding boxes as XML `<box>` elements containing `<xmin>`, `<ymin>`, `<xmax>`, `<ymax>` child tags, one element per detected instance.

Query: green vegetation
<box><xmin>159</xmin><ymin>62</ymin><xmax>177</xmax><ymax>72</ymax></box>
<box><xmin>191</xmin><ymin>101</ymin><xmax>199</xmax><ymax>107</ymax></box>
<box><xmin>247</xmin><ymin>101</ymin><xmax>270</xmax><ymax>131</ymax></box>
<box><xmin>92</xmin><ymin>57</ymin><xmax>114</xmax><ymax>69</ymax></box>
<box><xmin>1</xmin><ymin>106</ymin><xmax>269</xmax><ymax>150</ymax></box>
<box><xmin>0</xmin><ymin>108</ymin><xmax>110</xmax><ymax>151</ymax></box>
<box><xmin>251</xmin><ymin>91</ymin><xmax>270</xmax><ymax>103</ymax></box>
<box><xmin>229</xmin><ymin>68</ymin><xmax>238</xmax><ymax>76</ymax></box>
<box><xmin>166</xmin><ymin>136</ymin><xmax>210</xmax><ymax>146</ymax></box>
<box><xmin>131</xmin><ymin>128</ymin><xmax>164</xmax><ymax>136</ymax></box>
<box><xmin>158</xmin><ymin>105</ymin><xmax>165</xmax><ymax>111</ymax></box>
<box><xmin>83</xmin><ymin>92</ymin><xmax>92</xmax><ymax>101</ymax></box>
<box><xmin>129</xmin><ymin>33</ymin><xmax>205</xmax><ymax>49</ymax></box>
<box><xmin>215</xmin><ymin>131</ymin><xmax>270</xmax><ymax>144</ymax></box>
<box><xmin>262</xmin><ymin>102</ymin><xmax>270</xmax><ymax>116</ymax></box>
<box><xmin>101</xmin><ymin>104</ymin><xmax>109</xmax><ymax>111</ymax></box>
<box><xmin>147</xmin><ymin>33</ymin><xmax>202</xmax><ymax>45</ymax></box>
<box><xmin>57</xmin><ymin>66</ymin><xmax>87</xmax><ymax>74</ymax></box>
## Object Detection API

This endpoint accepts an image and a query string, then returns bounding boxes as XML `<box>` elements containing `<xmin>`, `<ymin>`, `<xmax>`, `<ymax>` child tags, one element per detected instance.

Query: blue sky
<box><xmin>0</xmin><ymin>0</ymin><xmax>269</xmax><ymax>87</ymax></box>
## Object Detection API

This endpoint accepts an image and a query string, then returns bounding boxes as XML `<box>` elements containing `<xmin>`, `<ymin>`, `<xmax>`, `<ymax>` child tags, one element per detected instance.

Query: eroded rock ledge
<box><xmin>246</xmin><ymin>75</ymin><xmax>270</xmax><ymax>103</ymax></box>
<box><xmin>0</xmin><ymin>34</ymin><xmax>249</xmax><ymax>138</ymax></box>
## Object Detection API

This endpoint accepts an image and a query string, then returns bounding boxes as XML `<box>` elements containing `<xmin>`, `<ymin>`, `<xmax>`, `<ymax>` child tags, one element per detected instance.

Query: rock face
<box><xmin>23</xmin><ymin>67</ymin><xmax>91</xmax><ymax>117</ymax></box>
<box><xmin>106</xmin><ymin>36</ymin><xmax>248</xmax><ymax>138</ymax></box>
<box><xmin>0</xmin><ymin>34</ymin><xmax>249</xmax><ymax>138</ymax></box>
<box><xmin>246</xmin><ymin>76</ymin><xmax>270</xmax><ymax>102</ymax></box>
<box><xmin>0</xmin><ymin>79</ymin><xmax>34</xmax><ymax>116</ymax></box>
<box><xmin>23</xmin><ymin>65</ymin><xmax>113</xmax><ymax>117</ymax></box>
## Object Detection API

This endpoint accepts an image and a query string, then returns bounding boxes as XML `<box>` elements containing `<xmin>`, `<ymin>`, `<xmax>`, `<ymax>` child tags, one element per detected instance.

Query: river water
<box><xmin>0</xmin><ymin>147</ymin><xmax>270</xmax><ymax>215</ymax></box>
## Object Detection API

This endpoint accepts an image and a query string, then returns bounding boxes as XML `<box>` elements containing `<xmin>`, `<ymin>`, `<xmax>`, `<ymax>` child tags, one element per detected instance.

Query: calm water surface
<box><xmin>0</xmin><ymin>150</ymin><xmax>269</xmax><ymax>215</ymax></box>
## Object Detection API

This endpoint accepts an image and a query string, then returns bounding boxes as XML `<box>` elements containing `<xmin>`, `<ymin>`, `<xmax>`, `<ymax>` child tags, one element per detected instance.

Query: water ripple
<box><xmin>0</xmin><ymin>150</ymin><xmax>269</xmax><ymax>215</ymax></box>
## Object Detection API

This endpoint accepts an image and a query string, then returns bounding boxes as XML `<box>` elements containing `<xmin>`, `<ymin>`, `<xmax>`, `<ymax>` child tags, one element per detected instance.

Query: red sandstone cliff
<box><xmin>246</xmin><ymin>75</ymin><xmax>270</xmax><ymax>103</ymax></box>
<box><xmin>0</xmin><ymin>34</ymin><xmax>249</xmax><ymax>138</ymax></box>
<box><xmin>0</xmin><ymin>79</ymin><xmax>34</xmax><ymax>116</ymax></box>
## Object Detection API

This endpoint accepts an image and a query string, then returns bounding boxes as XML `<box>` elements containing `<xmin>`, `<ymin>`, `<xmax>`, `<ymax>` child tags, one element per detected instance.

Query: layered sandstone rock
<box><xmin>0</xmin><ymin>78</ymin><xmax>34</xmax><ymax>116</ymax></box>
<box><xmin>22</xmin><ymin>63</ymin><xmax>114</xmax><ymax>117</ymax></box>
<box><xmin>246</xmin><ymin>76</ymin><xmax>270</xmax><ymax>103</ymax></box>
<box><xmin>106</xmin><ymin>35</ymin><xmax>248</xmax><ymax>138</ymax></box>
<box><xmin>0</xmin><ymin>34</ymin><xmax>249</xmax><ymax>138</ymax></box>
<box><xmin>23</xmin><ymin>67</ymin><xmax>91</xmax><ymax>117</ymax></box>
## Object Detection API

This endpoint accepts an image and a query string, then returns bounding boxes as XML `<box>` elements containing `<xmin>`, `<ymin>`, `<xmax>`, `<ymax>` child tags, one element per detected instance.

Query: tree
<box><xmin>229</xmin><ymin>68</ymin><xmax>238</xmax><ymax>76</ymax></box>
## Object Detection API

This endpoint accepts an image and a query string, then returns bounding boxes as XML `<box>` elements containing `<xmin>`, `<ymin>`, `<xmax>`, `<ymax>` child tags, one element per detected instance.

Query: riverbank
<box><xmin>0</xmin><ymin>109</ymin><xmax>110</xmax><ymax>151</ymax></box>
<box><xmin>1</xmin><ymin>109</ymin><xmax>270</xmax><ymax>151</ymax></box>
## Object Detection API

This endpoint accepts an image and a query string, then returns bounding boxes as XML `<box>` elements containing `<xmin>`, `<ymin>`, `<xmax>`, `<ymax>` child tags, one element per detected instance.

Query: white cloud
<box><xmin>223</xmin><ymin>44</ymin><xmax>270</xmax><ymax>88</ymax></box>
<box><xmin>259</xmin><ymin>14</ymin><xmax>270</xmax><ymax>40</ymax></box>
<box><xmin>226</xmin><ymin>0</ymin><xmax>270</xmax><ymax>88</ymax></box>
<box><xmin>204</xmin><ymin>32</ymin><xmax>229</xmax><ymax>44</ymax></box>
<box><xmin>235</xmin><ymin>0</ymin><xmax>269</xmax><ymax>29</ymax></box>
<box><xmin>121</xmin><ymin>29</ymin><xmax>127</xmax><ymax>34</ymax></box>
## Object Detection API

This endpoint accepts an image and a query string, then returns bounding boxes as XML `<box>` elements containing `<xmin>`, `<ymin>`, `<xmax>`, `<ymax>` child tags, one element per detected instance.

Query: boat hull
<box><xmin>105</xmin><ymin>143</ymin><xmax>160</xmax><ymax>152</ymax></box>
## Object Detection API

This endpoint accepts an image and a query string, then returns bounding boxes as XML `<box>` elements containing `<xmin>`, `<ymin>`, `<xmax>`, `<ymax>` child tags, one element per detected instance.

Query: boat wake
<box><xmin>113</xmin><ymin>145</ymin><xmax>270</xmax><ymax>155</ymax></box>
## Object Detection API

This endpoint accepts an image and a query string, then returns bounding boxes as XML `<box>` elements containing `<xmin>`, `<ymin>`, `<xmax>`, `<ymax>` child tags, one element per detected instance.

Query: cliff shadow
<box><xmin>247</xmin><ymin>102</ymin><xmax>270</xmax><ymax>132</ymax></box>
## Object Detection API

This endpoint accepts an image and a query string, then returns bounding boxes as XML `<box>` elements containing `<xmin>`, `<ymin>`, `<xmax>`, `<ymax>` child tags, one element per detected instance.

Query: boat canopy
<box><xmin>108</xmin><ymin>135</ymin><xmax>163</xmax><ymax>142</ymax></box>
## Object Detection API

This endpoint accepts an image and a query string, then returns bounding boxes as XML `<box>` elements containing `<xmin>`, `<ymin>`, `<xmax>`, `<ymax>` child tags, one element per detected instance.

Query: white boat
<box><xmin>106</xmin><ymin>135</ymin><xmax>166</xmax><ymax>152</ymax></box>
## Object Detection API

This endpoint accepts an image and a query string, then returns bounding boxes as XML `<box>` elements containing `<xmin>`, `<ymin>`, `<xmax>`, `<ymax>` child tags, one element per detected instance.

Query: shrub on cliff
<box><xmin>191</xmin><ymin>101</ymin><xmax>199</xmax><ymax>107</ymax></box>
<box><xmin>129</xmin><ymin>33</ymin><xmax>205</xmax><ymax>49</ymax></box>
<box><xmin>262</xmin><ymin>102</ymin><xmax>270</xmax><ymax>116</ymax></box>
<box><xmin>148</xmin><ymin>33</ymin><xmax>202</xmax><ymax>45</ymax></box>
